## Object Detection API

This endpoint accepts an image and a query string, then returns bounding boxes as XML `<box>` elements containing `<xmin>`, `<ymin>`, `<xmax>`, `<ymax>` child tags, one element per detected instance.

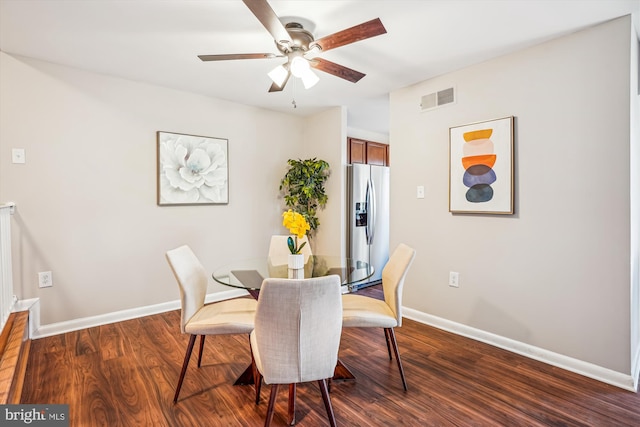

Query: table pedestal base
<box><xmin>331</xmin><ymin>360</ymin><xmax>356</xmax><ymax>381</ymax></box>
<box><xmin>233</xmin><ymin>364</ymin><xmax>255</xmax><ymax>386</ymax></box>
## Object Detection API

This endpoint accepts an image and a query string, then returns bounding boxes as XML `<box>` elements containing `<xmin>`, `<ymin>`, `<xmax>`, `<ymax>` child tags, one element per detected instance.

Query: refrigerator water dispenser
<box><xmin>355</xmin><ymin>202</ymin><xmax>367</xmax><ymax>227</ymax></box>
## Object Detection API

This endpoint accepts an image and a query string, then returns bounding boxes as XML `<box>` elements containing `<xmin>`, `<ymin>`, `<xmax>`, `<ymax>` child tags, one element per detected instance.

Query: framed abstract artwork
<box><xmin>449</xmin><ymin>116</ymin><xmax>514</xmax><ymax>214</ymax></box>
<box><xmin>157</xmin><ymin>131</ymin><xmax>229</xmax><ymax>206</ymax></box>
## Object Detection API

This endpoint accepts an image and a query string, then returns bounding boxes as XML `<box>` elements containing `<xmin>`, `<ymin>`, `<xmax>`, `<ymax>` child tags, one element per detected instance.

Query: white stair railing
<box><xmin>0</xmin><ymin>202</ymin><xmax>16</xmax><ymax>333</ymax></box>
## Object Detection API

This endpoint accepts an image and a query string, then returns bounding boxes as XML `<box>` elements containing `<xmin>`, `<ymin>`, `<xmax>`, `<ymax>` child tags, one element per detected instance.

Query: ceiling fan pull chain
<box><xmin>291</xmin><ymin>78</ymin><xmax>298</xmax><ymax>108</ymax></box>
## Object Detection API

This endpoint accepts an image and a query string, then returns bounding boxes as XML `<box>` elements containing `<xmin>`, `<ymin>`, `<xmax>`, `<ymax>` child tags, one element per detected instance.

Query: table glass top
<box><xmin>212</xmin><ymin>255</ymin><xmax>374</xmax><ymax>291</ymax></box>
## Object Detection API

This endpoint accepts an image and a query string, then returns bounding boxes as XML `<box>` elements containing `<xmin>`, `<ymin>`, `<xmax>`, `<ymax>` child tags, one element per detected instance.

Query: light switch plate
<box><xmin>12</xmin><ymin>148</ymin><xmax>25</xmax><ymax>164</ymax></box>
<box><xmin>38</xmin><ymin>271</ymin><xmax>53</xmax><ymax>288</ymax></box>
<box><xmin>416</xmin><ymin>185</ymin><xmax>425</xmax><ymax>199</ymax></box>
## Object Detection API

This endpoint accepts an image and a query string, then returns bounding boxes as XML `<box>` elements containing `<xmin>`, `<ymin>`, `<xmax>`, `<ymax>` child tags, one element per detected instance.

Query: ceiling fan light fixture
<box><xmin>268</xmin><ymin>64</ymin><xmax>288</xmax><ymax>88</ymax></box>
<box><xmin>290</xmin><ymin>55</ymin><xmax>310</xmax><ymax>78</ymax></box>
<box><xmin>300</xmin><ymin>68</ymin><xmax>319</xmax><ymax>89</ymax></box>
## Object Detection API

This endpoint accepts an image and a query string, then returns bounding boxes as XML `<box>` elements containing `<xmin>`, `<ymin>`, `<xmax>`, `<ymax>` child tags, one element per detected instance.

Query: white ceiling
<box><xmin>1</xmin><ymin>1</ymin><xmax>638</xmax><ymax>135</ymax></box>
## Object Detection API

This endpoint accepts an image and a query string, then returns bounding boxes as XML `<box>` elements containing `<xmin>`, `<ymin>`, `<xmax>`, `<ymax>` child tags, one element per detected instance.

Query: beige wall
<box><xmin>390</xmin><ymin>16</ymin><xmax>636</xmax><ymax>376</ymax></box>
<box><xmin>0</xmin><ymin>52</ymin><xmax>343</xmax><ymax>325</ymax></box>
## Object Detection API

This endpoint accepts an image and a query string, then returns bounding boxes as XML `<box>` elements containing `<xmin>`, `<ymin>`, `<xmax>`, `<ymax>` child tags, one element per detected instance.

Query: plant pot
<box><xmin>288</xmin><ymin>254</ymin><xmax>304</xmax><ymax>279</ymax></box>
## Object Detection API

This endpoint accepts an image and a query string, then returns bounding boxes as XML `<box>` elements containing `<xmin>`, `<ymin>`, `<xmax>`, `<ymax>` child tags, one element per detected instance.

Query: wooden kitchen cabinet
<box><xmin>348</xmin><ymin>138</ymin><xmax>389</xmax><ymax>166</ymax></box>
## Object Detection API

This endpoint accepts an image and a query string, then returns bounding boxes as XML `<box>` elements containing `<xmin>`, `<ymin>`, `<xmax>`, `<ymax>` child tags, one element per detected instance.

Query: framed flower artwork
<box><xmin>157</xmin><ymin>131</ymin><xmax>229</xmax><ymax>205</ymax></box>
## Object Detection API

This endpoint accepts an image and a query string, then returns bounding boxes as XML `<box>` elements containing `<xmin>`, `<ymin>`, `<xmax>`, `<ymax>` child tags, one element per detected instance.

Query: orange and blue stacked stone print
<box><xmin>461</xmin><ymin>129</ymin><xmax>496</xmax><ymax>203</ymax></box>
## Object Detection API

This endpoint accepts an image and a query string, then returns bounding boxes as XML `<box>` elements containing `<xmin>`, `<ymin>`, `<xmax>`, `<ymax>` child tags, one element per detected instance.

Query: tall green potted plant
<box><xmin>279</xmin><ymin>158</ymin><xmax>330</xmax><ymax>236</ymax></box>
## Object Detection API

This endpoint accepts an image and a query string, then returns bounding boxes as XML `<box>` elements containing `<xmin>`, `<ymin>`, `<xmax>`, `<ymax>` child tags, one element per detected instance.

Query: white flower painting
<box><xmin>157</xmin><ymin>131</ymin><xmax>229</xmax><ymax>205</ymax></box>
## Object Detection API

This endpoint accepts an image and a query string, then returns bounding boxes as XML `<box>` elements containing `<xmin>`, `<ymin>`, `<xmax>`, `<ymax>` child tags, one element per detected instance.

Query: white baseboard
<box><xmin>27</xmin><ymin>289</ymin><xmax>250</xmax><ymax>339</ymax></box>
<box><xmin>632</xmin><ymin>344</ymin><xmax>640</xmax><ymax>391</ymax></box>
<box><xmin>13</xmin><ymin>297</ymin><xmax>39</xmax><ymax>338</ymax></box>
<box><xmin>403</xmin><ymin>307</ymin><xmax>638</xmax><ymax>392</ymax></box>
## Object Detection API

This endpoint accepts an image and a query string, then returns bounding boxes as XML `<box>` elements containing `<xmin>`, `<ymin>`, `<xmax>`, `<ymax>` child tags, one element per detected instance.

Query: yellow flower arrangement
<box><xmin>282</xmin><ymin>209</ymin><xmax>310</xmax><ymax>254</ymax></box>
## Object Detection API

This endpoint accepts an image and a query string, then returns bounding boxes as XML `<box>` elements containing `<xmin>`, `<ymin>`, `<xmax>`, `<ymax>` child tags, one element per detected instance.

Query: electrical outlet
<box><xmin>38</xmin><ymin>271</ymin><xmax>53</xmax><ymax>288</ymax></box>
<box><xmin>449</xmin><ymin>271</ymin><xmax>459</xmax><ymax>288</ymax></box>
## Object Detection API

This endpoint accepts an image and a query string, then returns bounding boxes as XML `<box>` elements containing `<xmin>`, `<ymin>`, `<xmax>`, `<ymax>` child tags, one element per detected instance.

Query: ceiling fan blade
<box><xmin>268</xmin><ymin>70</ymin><xmax>290</xmax><ymax>92</ymax></box>
<box><xmin>268</xmin><ymin>80</ymin><xmax>285</xmax><ymax>92</ymax></box>
<box><xmin>310</xmin><ymin>58</ymin><xmax>365</xmax><ymax>83</ymax></box>
<box><xmin>198</xmin><ymin>53</ymin><xmax>282</xmax><ymax>61</ymax></box>
<box><xmin>242</xmin><ymin>0</ymin><xmax>292</xmax><ymax>45</ymax></box>
<box><xmin>310</xmin><ymin>18</ymin><xmax>386</xmax><ymax>53</ymax></box>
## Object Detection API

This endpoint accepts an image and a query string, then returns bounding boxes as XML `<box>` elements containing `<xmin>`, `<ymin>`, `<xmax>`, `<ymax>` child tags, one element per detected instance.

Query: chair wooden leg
<box><xmin>250</xmin><ymin>338</ymin><xmax>262</xmax><ymax>404</ymax></box>
<box><xmin>264</xmin><ymin>384</ymin><xmax>279</xmax><ymax>427</ymax></box>
<box><xmin>173</xmin><ymin>334</ymin><xmax>197</xmax><ymax>403</ymax></box>
<box><xmin>288</xmin><ymin>383</ymin><xmax>296</xmax><ymax>425</ymax></box>
<box><xmin>383</xmin><ymin>328</ymin><xmax>393</xmax><ymax>360</ymax></box>
<box><xmin>197</xmin><ymin>335</ymin><xmax>206</xmax><ymax>368</ymax></box>
<box><xmin>254</xmin><ymin>371</ymin><xmax>263</xmax><ymax>405</ymax></box>
<box><xmin>318</xmin><ymin>379</ymin><xmax>337</xmax><ymax>427</ymax></box>
<box><xmin>386</xmin><ymin>328</ymin><xmax>407</xmax><ymax>391</ymax></box>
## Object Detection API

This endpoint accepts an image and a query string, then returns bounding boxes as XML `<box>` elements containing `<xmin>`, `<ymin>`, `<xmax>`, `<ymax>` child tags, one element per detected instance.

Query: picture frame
<box><xmin>157</xmin><ymin>131</ymin><xmax>229</xmax><ymax>206</ymax></box>
<box><xmin>449</xmin><ymin>116</ymin><xmax>514</xmax><ymax>214</ymax></box>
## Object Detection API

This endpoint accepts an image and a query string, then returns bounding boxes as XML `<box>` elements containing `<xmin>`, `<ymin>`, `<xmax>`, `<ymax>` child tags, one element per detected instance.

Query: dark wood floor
<box><xmin>21</xmin><ymin>286</ymin><xmax>640</xmax><ymax>426</ymax></box>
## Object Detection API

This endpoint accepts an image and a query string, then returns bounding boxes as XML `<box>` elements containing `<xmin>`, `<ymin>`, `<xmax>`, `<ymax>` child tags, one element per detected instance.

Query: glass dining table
<box><xmin>212</xmin><ymin>254</ymin><xmax>375</xmax><ymax>297</ymax></box>
<box><xmin>211</xmin><ymin>254</ymin><xmax>375</xmax><ymax>385</ymax></box>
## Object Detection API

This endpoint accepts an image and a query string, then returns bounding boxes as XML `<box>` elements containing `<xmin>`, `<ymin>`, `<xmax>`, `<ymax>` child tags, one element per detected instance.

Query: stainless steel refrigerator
<box><xmin>347</xmin><ymin>163</ymin><xmax>390</xmax><ymax>289</ymax></box>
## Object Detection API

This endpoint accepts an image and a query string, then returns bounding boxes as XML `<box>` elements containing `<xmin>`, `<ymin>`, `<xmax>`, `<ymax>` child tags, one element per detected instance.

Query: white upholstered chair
<box><xmin>165</xmin><ymin>245</ymin><xmax>258</xmax><ymax>403</ymax></box>
<box><xmin>250</xmin><ymin>276</ymin><xmax>342</xmax><ymax>427</ymax></box>
<box><xmin>341</xmin><ymin>243</ymin><xmax>416</xmax><ymax>391</ymax></box>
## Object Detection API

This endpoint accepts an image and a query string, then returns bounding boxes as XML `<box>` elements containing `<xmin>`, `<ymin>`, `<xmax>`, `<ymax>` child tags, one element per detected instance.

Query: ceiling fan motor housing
<box><xmin>276</xmin><ymin>22</ymin><xmax>315</xmax><ymax>54</ymax></box>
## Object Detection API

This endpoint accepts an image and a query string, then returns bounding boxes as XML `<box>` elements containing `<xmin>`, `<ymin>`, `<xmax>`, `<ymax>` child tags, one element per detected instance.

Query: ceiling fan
<box><xmin>198</xmin><ymin>0</ymin><xmax>387</xmax><ymax>92</ymax></box>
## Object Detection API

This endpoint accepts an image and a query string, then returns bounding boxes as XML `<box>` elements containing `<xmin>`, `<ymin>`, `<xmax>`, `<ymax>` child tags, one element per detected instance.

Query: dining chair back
<box><xmin>381</xmin><ymin>243</ymin><xmax>416</xmax><ymax>327</ymax></box>
<box><xmin>166</xmin><ymin>245</ymin><xmax>257</xmax><ymax>403</ymax></box>
<box><xmin>250</xmin><ymin>275</ymin><xmax>342</xmax><ymax>426</ymax></box>
<box><xmin>168</xmin><ymin>245</ymin><xmax>208</xmax><ymax>334</ymax></box>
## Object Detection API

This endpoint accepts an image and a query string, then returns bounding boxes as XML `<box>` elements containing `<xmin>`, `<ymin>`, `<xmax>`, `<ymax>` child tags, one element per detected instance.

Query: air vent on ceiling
<box><xmin>420</xmin><ymin>87</ymin><xmax>455</xmax><ymax>112</ymax></box>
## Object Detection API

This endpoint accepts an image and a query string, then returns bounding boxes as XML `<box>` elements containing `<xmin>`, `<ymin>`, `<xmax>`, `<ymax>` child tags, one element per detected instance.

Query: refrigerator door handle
<box><xmin>367</xmin><ymin>177</ymin><xmax>376</xmax><ymax>245</ymax></box>
<box><xmin>364</xmin><ymin>180</ymin><xmax>370</xmax><ymax>243</ymax></box>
